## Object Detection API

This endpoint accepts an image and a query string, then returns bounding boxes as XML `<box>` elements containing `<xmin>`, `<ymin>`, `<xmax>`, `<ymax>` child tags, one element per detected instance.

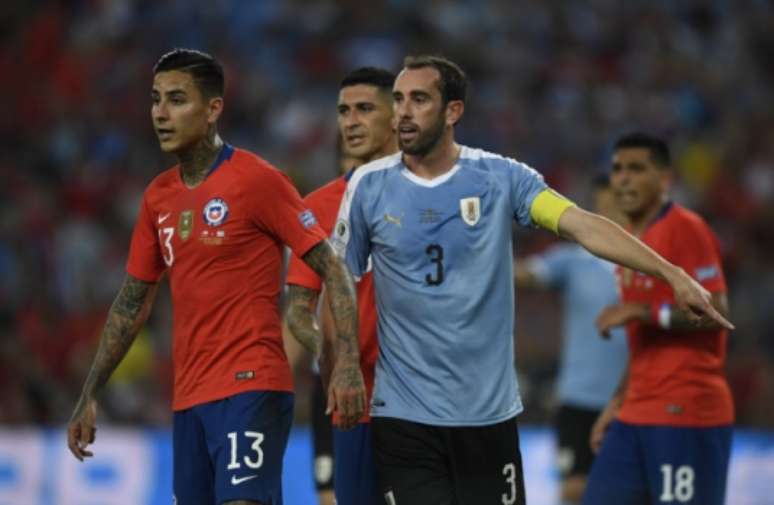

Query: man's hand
<box><xmin>590</xmin><ymin>402</ymin><xmax>618</xmax><ymax>454</ymax></box>
<box><xmin>596</xmin><ymin>303</ymin><xmax>648</xmax><ymax>338</ymax></box>
<box><xmin>67</xmin><ymin>396</ymin><xmax>97</xmax><ymax>461</ymax></box>
<box><xmin>666</xmin><ymin>267</ymin><xmax>734</xmax><ymax>330</ymax></box>
<box><xmin>326</xmin><ymin>357</ymin><xmax>366</xmax><ymax>430</ymax></box>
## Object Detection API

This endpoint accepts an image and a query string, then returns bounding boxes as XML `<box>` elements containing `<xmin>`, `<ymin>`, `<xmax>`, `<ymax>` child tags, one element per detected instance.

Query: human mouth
<box><xmin>156</xmin><ymin>128</ymin><xmax>175</xmax><ymax>141</ymax></box>
<box><xmin>398</xmin><ymin>123</ymin><xmax>418</xmax><ymax>142</ymax></box>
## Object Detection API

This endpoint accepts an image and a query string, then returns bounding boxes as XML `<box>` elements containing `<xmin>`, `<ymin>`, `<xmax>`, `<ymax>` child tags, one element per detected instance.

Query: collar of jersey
<box><xmin>206</xmin><ymin>143</ymin><xmax>234</xmax><ymax>178</ymax></box>
<box><xmin>399</xmin><ymin>162</ymin><xmax>461</xmax><ymax>188</ymax></box>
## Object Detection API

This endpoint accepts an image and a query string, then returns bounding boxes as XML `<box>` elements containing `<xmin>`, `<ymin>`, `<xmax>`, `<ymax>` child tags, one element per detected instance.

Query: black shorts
<box><xmin>311</xmin><ymin>375</ymin><xmax>334</xmax><ymax>491</ymax></box>
<box><xmin>372</xmin><ymin>416</ymin><xmax>525</xmax><ymax>505</ymax></box>
<box><xmin>555</xmin><ymin>404</ymin><xmax>600</xmax><ymax>479</ymax></box>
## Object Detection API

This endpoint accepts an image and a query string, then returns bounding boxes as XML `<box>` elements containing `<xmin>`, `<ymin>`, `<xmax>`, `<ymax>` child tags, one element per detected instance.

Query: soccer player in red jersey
<box><xmin>65</xmin><ymin>49</ymin><xmax>365</xmax><ymax>505</ymax></box>
<box><xmin>284</xmin><ymin>67</ymin><xmax>397</xmax><ymax>505</ymax></box>
<box><xmin>583</xmin><ymin>133</ymin><xmax>734</xmax><ymax>505</ymax></box>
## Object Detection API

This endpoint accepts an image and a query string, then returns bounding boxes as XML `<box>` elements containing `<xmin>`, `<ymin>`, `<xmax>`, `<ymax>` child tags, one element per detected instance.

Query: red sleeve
<box><xmin>672</xmin><ymin>218</ymin><xmax>726</xmax><ymax>293</ymax></box>
<box><xmin>250</xmin><ymin>163</ymin><xmax>327</xmax><ymax>258</ymax></box>
<box><xmin>286</xmin><ymin>252</ymin><xmax>323</xmax><ymax>291</ymax></box>
<box><xmin>126</xmin><ymin>194</ymin><xmax>165</xmax><ymax>282</ymax></box>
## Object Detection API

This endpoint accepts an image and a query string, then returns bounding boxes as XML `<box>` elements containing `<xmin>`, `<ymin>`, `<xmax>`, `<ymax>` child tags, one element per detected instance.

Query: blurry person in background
<box><xmin>66</xmin><ymin>48</ymin><xmax>364</xmax><ymax>505</ymax></box>
<box><xmin>284</xmin><ymin>66</ymin><xmax>398</xmax><ymax>505</ymax></box>
<box><xmin>583</xmin><ymin>133</ymin><xmax>734</xmax><ymax>505</ymax></box>
<box><xmin>332</xmin><ymin>55</ymin><xmax>731</xmax><ymax>505</ymax></box>
<box><xmin>515</xmin><ymin>174</ymin><xmax>628</xmax><ymax>504</ymax></box>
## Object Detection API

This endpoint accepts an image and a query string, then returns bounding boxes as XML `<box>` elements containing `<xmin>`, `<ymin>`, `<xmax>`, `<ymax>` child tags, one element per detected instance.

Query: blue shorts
<box><xmin>334</xmin><ymin>423</ymin><xmax>381</xmax><ymax>505</ymax></box>
<box><xmin>173</xmin><ymin>390</ymin><xmax>294</xmax><ymax>505</ymax></box>
<box><xmin>583</xmin><ymin>420</ymin><xmax>732</xmax><ymax>505</ymax></box>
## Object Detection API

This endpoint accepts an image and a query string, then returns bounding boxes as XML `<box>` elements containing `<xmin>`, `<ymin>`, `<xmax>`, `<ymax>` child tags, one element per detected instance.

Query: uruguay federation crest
<box><xmin>459</xmin><ymin>197</ymin><xmax>481</xmax><ymax>226</ymax></box>
<box><xmin>203</xmin><ymin>198</ymin><xmax>229</xmax><ymax>227</ymax></box>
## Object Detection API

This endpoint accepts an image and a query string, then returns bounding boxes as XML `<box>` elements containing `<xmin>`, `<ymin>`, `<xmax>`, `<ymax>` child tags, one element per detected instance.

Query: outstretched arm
<box><xmin>67</xmin><ymin>274</ymin><xmax>159</xmax><ymax>460</ymax></box>
<box><xmin>557</xmin><ymin>206</ymin><xmax>733</xmax><ymax>330</ymax></box>
<box><xmin>301</xmin><ymin>240</ymin><xmax>364</xmax><ymax>429</ymax></box>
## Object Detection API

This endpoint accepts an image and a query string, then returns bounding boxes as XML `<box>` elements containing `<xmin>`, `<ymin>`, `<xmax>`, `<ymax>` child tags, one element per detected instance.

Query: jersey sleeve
<box><xmin>249</xmin><ymin>164</ymin><xmax>327</xmax><ymax>259</ymax></box>
<box><xmin>506</xmin><ymin>159</ymin><xmax>550</xmax><ymax>227</ymax></box>
<box><xmin>331</xmin><ymin>176</ymin><xmax>370</xmax><ymax>280</ymax></box>
<box><xmin>527</xmin><ymin>243</ymin><xmax>573</xmax><ymax>288</ymax></box>
<box><xmin>671</xmin><ymin>218</ymin><xmax>726</xmax><ymax>293</ymax></box>
<box><xmin>126</xmin><ymin>194</ymin><xmax>165</xmax><ymax>282</ymax></box>
<box><xmin>285</xmin><ymin>196</ymin><xmax>324</xmax><ymax>291</ymax></box>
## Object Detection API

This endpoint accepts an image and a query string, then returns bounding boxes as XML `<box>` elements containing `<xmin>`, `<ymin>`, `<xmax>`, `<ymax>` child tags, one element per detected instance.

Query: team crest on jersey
<box><xmin>202</xmin><ymin>198</ymin><xmax>229</xmax><ymax>227</ymax></box>
<box><xmin>459</xmin><ymin>197</ymin><xmax>481</xmax><ymax>226</ymax></box>
<box><xmin>178</xmin><ymin>210</ymin><xmax>193</xmax><ymax>240</ymax></box>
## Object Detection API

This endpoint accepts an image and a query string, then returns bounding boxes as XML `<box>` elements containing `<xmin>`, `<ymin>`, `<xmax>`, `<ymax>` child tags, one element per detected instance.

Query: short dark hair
<box><xmin>403</xmin><ymin>55</ymin><xmax>466</xmax><ymax>104</ymax></box>
<box><xmin>614</xmin><ymin>132</ymin><xmax>671</xmax><ymax>167</ymax></box>
<box><xmin>340</xmin><ymin>67</ymin><xmax>396</xmax><ymax>92</ymax></box>
<box><xmin>153</xmin><ymin>48</ymin><xmax>224</xmax><ymax>98</ymax></box>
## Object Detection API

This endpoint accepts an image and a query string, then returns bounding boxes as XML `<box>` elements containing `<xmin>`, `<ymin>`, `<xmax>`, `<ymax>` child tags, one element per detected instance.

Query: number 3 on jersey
<box><xmin>159</xmin><ymin>227</ymin><xmax>174</xmax><ymax>266</ymax></box>
<box><xmin>426</xmin><ymin>244</ymin><xmax>444</xmax><ymax>285</ymax></box>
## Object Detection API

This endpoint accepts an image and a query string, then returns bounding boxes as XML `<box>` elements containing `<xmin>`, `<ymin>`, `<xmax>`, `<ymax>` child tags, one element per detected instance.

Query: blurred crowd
<box><xmin>2</xmin><ymin>0</ymin><xmax>773</xmax><ymax>427</ymax></box>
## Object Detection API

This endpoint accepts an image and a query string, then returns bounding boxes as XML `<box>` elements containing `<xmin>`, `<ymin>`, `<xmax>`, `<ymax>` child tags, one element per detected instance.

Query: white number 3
<box><xmin>159</xmin><ymin>227</ymin><xmax>174</xmax><ymax>267</ymax></box>
<box><xmin>227</xmin><ymin>431</ymin><xmax>264</xmax><ymax>470</ymax></box>
<box><xmin>502</xmin><ymin>462</ymin><xmax>517</xmax><ymax>505</ymax></box>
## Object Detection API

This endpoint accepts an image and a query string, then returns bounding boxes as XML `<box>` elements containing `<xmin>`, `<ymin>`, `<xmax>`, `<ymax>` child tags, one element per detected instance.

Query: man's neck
<box><xmin>629</xmin><ymin>196</ymin><xmax>669</xmax><ymax>236</ymax></box>
<box><xmin>342</xmin><ymin>140</ymin><xmax>400</xmax><ymax>176</ymax></box>
<box><xmin>178</xmin><ymin>132</ymin><xmax>224</xmax><ymax>188</ymax></box>
<box><xmin>403</xmin><ymin>132</ymin><xmax>460</xmax><ymax>180</ymax></box>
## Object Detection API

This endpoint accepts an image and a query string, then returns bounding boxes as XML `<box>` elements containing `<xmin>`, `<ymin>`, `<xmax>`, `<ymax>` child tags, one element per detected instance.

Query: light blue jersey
<box><xmin>332</xmin><ymin>146</ymin><xmax>548</xmax><ymax>426</ymax></box>
<box><xmin>529</xmin><ymin>244</ymin><xmax>628</xmax><ymax>410</ymax></box>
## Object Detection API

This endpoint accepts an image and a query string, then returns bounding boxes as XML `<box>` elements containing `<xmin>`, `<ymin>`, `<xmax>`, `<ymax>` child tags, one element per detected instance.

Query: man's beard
<box><xmin>400</xmin><ymin>113</ymin><xmax>445</xmax><ymax>156</ymax></box>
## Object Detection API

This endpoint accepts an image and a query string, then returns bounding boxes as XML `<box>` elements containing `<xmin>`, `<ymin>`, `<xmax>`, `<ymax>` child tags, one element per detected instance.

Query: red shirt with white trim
<box><xmin>127</xmin><ymin>145</ymin><xmax>326</xmax><ymax>410</ymax></box>
<box><xmin>618</xmin><ymin>203</ymin><xmax>734</xmax><ymax>426</ymax></box>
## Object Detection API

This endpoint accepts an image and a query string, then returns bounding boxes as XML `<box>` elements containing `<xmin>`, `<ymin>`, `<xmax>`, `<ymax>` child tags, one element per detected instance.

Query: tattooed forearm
<box><xmin>285</xmin><ymin>285</ymin><xmax>322</xmax><ymax>357</ymax></box>
<box><xmin>302</xmin><ymin>240</ymin><xmax>359</xmax><ymax>359</ymax></box>
<box><xmin>80</xmin><ymin>275</ymin><xmax>158</xmax><ymax>398</ymax></box>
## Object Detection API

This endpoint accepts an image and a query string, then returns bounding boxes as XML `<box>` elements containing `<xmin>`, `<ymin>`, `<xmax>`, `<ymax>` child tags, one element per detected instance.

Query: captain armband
<box><xmin>529</xmin><ymin>189</ymin><xmax>576</xmax><ymax>234</ymax></box>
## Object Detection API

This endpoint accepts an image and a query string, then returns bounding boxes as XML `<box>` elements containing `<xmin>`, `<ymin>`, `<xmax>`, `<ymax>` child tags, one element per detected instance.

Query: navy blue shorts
<box><xmin>333</xmin><ymin>423</ymin><xmax>380</xmax><ymax>505</ymax></box>
<box><xmin>172</xmin><ymin>390</ymin><xmax>294</xmax><ymax>505</ymax></box>
<box><xmin>583</xmin><ymin>420</ymin><xmax>732</xmax><ymax>505</ymax></box>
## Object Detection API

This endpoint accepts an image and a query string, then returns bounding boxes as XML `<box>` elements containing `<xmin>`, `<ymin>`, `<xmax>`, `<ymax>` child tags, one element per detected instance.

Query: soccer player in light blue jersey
<box><xmin>330</xmin><ymin>55</ymin><xmax>733</xmax><ymax>505</ymax></box>
<box><xmin>515</xmin><ymin>175</ymin><xmax>628</xmax><ymax>504</ymax></box>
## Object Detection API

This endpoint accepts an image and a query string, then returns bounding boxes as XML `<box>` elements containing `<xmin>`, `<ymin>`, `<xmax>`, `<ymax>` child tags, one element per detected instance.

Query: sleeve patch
<box><xmin>695</xmin><ymin>265</ymin><xmax>719</xmax><ymax>282</ymax></box>
<box><xmin>298</xmin><ymin>209</ymin><xmax>318</xmax><ymax>229</ymax></box>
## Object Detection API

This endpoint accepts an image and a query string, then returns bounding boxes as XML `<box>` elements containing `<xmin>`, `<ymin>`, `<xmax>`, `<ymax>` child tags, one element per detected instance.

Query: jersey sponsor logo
<box><xmin>298</xmin><ymin>209</ymin><xmax>318</xmax><ymax>229</ymax></box>
<box><xmin>235</xmin><ymin>370</ymin><xmax>255</xmax><ymax>380</ymax></box>
<box><xmin>178</xmin><ymin>210</ymin><xmax>193</xmax><ymax>241</ymax></box>
<box><xmin>203</xmin><ymin>198</ymin><xmax>229</xmax><ymax>227</ymax></box>
<box><xmin>158</xmin><ymin>212</ymin><xmax>171</xmax><ymax>224</ymax></box>
<box><xmin>231</xmin><ymin>474</ymin><xmax>258</xmax><ymax>485</ymax></box>
<box><xmin>460</xmin><ymin>197</ymin><xmax>481</xmax><ymax>226</ymax></box>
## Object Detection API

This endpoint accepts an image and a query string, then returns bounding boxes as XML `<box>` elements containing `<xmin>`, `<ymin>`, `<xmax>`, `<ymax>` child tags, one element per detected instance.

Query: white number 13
<box><xmin>227</xmin><ymin>431</ymin><xmax>264</xmax><ymax>470</ymax></box>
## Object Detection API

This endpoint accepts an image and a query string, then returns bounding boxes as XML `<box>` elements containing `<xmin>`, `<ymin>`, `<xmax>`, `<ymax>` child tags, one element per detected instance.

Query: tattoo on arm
<box><xmin>81</xmin><ymin>275</ymin><xmax>158</xmax><ymax>398</ymax></box>
<box><xmin>302</xmin><ymin>240</ymin><xmax>359</xmax><ymax>359</ymax></box>
<box><xmin>285</xmin><ymin>285</ymin><xmax>322</xmax><ymax>356</ymax></box>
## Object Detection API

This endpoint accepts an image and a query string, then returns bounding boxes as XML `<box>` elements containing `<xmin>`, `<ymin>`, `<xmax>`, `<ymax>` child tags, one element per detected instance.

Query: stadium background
<box><xmin>1</xmin><ymin>0</ymin><xmax>773</xmax><ymax>503</ymax></box>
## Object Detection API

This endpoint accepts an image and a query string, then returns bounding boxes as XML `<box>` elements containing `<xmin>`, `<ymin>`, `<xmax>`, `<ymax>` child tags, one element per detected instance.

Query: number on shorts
<box><xmin>502</xmin><ymin>462</ymin><xmax>517</xmax><ymax>505</ymax></box>
<box><xmin>227</xmin><ymin>431</ymin><xmax>265</xmax><ymax>470</ymax></box>
<box><xmin>660</xmin><ymin>464</ymin><xmax>695</xmax><ymax>502</ymax></box>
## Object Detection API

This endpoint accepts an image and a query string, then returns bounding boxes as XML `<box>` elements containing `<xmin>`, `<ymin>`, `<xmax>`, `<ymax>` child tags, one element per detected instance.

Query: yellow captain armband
<box><xmin>529</xmin><ymin>189</ymin><xmax>576</xmax><ymax>234</ymax></box>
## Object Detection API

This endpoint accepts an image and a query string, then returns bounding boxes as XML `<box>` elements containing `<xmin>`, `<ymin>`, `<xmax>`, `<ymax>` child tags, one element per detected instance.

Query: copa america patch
<box><xmin>202</xmin><ymin>198</ymin><xmax>229</xmax><ymax>227</ymax></box>
<box><xmin>298</xmin><ymin>209</ymin><xmax>318</xmax><ymax>229</ymax></box>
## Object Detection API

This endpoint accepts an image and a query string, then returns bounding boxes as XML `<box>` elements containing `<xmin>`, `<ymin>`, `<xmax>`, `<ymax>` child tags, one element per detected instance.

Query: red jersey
<box><xmin>285</xmin><ymin>174</ymin><xmax>378</xmax><ymax>425</ymax></box>
<box><xmin>126</xmin><ymin>145</ymin><xmax>326</xmax><ymax>411</ymax></box>
<box><xmin>618</xmin><ymin>203</ymin><xmax>734</xmax><ymax>426</ymax></box>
